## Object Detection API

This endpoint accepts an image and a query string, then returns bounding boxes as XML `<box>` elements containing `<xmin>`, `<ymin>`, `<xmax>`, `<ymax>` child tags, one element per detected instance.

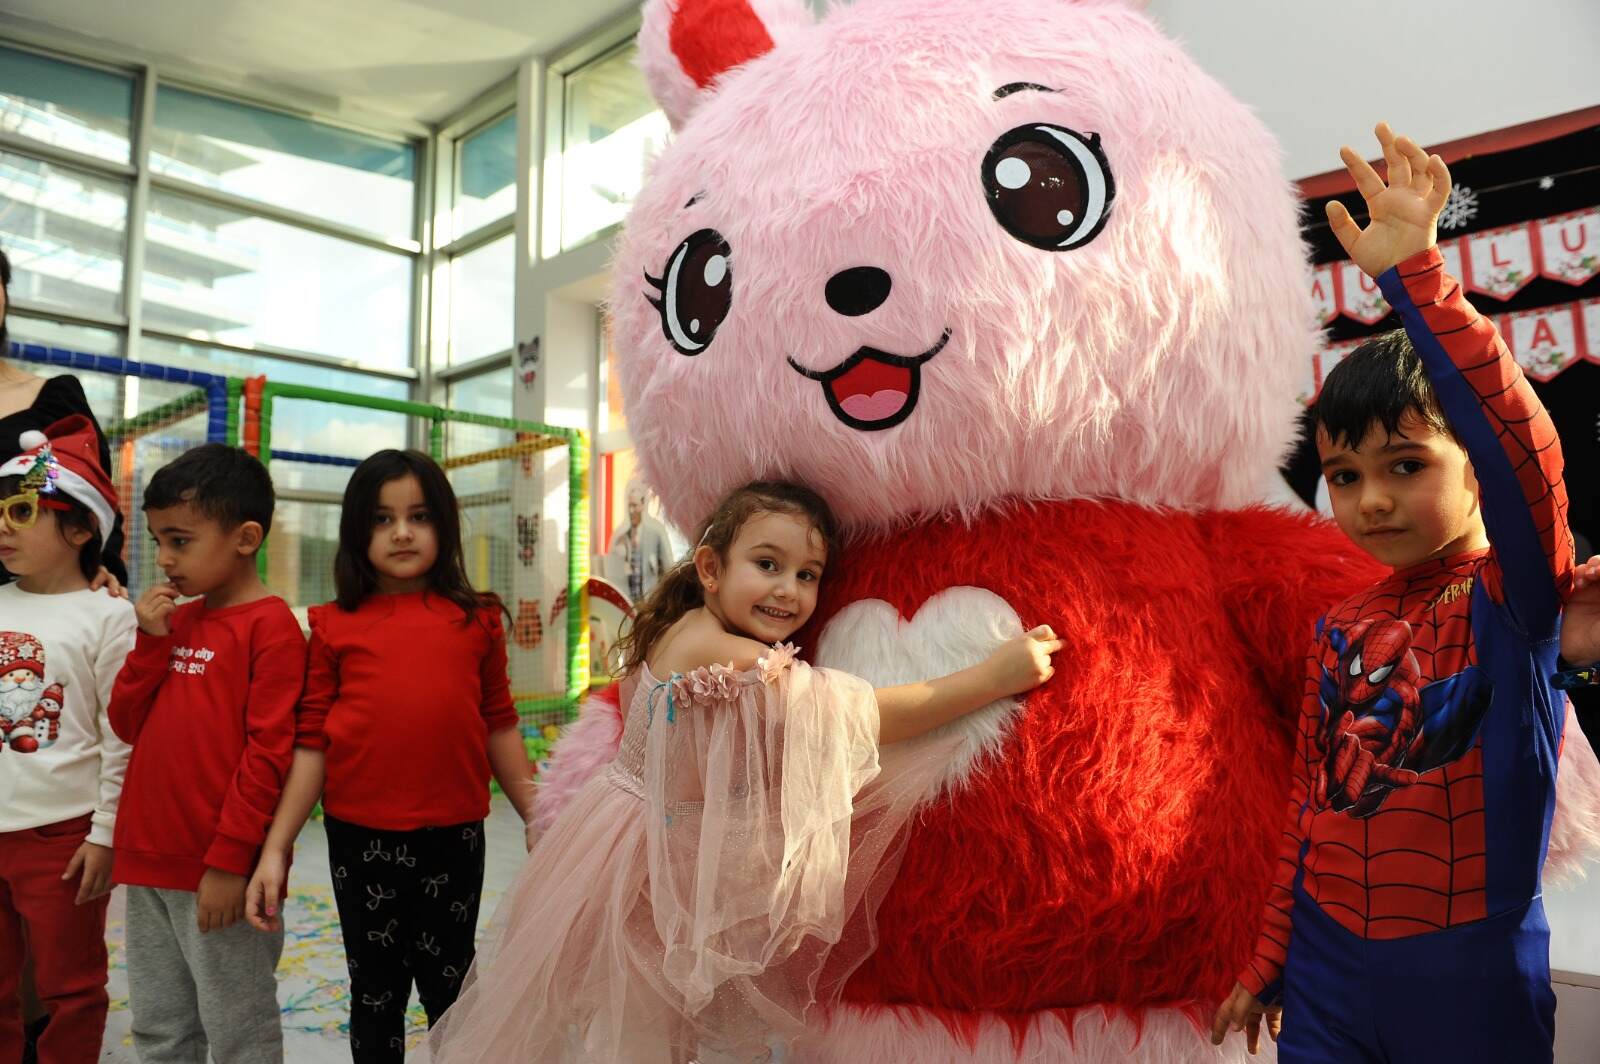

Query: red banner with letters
<box><xmin>1313</xmin><ymin>206</ymin><xmax>1600</xmax><ymax>320</ymax></box>
<box><xmin>1311</xmin><ymin>294</ymin><xmax>1599</xmax><ymax>402</ymax></box>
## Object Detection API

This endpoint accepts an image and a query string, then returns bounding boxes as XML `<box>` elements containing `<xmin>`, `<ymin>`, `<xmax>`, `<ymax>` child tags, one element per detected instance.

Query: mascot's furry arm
<box><xmin>530</xmin><ymin>684</ymin><xmax>625</xmax><ymax>837</ymax></box>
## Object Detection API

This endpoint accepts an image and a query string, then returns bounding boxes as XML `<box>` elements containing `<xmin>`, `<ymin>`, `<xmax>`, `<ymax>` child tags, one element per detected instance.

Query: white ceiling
<box><xmin>0</xmin><ymin>0</ymin><xmax>642</xmax><ymax>130</ymax></box>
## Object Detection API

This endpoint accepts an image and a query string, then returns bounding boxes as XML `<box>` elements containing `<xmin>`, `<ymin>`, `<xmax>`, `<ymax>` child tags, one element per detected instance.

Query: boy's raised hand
<box><xmin>1327</xmin><ymin>122</ymin><xmax>1452</xmax><ymax>280</ymax></box>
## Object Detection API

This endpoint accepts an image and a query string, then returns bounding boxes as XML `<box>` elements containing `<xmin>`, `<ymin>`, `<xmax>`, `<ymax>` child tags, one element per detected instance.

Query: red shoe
<box><xmin>10</xmin><ymin>735</ymin><xmax>38</xmax><ymax>753</ymax></box>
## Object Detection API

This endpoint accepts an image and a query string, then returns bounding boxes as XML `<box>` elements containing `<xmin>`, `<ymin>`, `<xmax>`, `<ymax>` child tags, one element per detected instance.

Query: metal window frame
<box><xmin>0</xmin><ymin>32</ymin><xmax>432</xmax><ymax>399</ymax></box>
<box><xmin>426</xmin><ymin>80</ymin><xmax>518</xmax><ymax>389</ymax></box>
<box><xmin>541</xmin><ymin>14</ymin><xmax>644</xmax><ymax>260</ymax></box>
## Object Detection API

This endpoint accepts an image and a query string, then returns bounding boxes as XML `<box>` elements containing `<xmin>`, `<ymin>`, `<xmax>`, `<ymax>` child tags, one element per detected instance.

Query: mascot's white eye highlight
<box><xmin>645</xmin><ymin>228</ymin><xmax>733</xmax><ymax>355</ymax></box>
<box><xmin>982</xmin><ymin>124</ymin><xmax>1114</xmax><ymax>251</ymax></box>
<box><xmin>1368</xmin><ymin>663</ymin><xmax>1395</xmax><ymax>685</ymax></box>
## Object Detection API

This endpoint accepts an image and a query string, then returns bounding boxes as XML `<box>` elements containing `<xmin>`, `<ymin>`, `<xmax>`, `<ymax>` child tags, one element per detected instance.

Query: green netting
<box><xmin>253</xmin><ymin>382</ymin><xmax>590</xmax><ymax>737</ymax></box>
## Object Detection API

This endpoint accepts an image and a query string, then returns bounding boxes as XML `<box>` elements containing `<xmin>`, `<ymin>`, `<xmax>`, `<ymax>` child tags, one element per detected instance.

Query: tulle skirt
<box><xmin>421</xmin><ymin>655</ymin><xmax>947</xmax><ymax>1063</ymax></box>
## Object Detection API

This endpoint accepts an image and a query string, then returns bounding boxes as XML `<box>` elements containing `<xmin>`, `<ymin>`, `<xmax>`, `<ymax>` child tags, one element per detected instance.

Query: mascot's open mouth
<box><xmin>786</xmin><ymin>329</ymin><xmax>951</xmax><ymax>431</ymax></box>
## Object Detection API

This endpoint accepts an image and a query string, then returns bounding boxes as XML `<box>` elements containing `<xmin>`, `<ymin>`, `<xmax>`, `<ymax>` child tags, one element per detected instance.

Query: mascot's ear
<box><xmin>638</xmin><ymin>0</ymin><xmax>816</xmax><ymax>130</ymax></box>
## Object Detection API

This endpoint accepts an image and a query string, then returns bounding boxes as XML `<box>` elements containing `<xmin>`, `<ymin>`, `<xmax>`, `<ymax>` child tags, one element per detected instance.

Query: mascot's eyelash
<box><xmin>643</xmin><ymin>269</ymin><xmax>665</xmax><ymax>310</ymax></box>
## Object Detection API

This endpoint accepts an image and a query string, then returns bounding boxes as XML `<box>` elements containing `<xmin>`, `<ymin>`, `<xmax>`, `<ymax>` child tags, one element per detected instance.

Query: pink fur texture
<box><xmin>530</xmin><ymin>686</ymin><xmax>623</xmax><ymax>837</ymax></box>
<box><xmin>561</xmin><ymin>0</ymin><xmax>1600</xmax><ymax>1058</ymax></box>
<box><xmin>1548</xmin><ymin>703</ymin><xmax>1600</xmax><ymax>887</ymax></box>
<box><xmin>613</xmin><ymin>0</ymin><xmax>1319</xmax><ymax>535</ymax></box>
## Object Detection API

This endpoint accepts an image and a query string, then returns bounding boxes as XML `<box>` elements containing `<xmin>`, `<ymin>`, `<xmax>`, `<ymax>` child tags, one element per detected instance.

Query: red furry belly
<box><xmin>798</xmin><ymin>500</ymin><xmax>1354</xmax><ymax>1013</ymax></box>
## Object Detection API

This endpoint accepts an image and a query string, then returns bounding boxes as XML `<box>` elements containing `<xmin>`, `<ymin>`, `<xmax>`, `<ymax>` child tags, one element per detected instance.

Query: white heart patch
<box><xmin>815</xmin><ymin>586</ymin><xmax>1025</xmax><ymax>799</ymax></box>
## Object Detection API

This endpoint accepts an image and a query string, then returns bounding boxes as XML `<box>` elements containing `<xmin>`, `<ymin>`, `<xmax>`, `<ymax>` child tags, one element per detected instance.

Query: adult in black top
<box><xmin>0</xmin><ymin>246</ymin><xmax>128</xmax><ymax>586</ymax></box>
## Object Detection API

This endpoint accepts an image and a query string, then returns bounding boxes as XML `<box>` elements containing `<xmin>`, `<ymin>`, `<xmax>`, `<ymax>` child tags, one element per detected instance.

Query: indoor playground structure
<box><xmin>6</xmin><ymin>341</ymin><xmax>590</xmax><ymax>759</ymax></box>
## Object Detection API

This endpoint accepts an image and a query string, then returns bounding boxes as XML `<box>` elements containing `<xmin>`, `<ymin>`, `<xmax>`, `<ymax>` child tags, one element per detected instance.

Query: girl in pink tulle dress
<box><xmin>423</xmin><ymin>481</ymin><xmax>1061</xmax><ymax>1062</ymax></box>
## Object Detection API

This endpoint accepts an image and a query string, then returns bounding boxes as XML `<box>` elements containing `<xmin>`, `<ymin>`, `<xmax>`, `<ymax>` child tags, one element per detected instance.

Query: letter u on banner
<box><xmin>1537</xmin><ymin>209</ymin><xmax>1600</xmax><ymax>285</ymax></box>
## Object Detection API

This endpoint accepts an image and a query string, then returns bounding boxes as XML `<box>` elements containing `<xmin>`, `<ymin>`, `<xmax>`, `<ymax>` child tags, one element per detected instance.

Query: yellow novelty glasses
<box><xmin>0</xmin><ymin>491</ymin><xmax>68</xmax><ymax>530</ymax></box>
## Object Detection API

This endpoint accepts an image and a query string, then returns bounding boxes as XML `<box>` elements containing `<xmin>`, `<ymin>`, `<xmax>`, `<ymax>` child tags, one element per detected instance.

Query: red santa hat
<box><xmin>0</xmin><ymin>415</ymin><xmax>119</xmax><ymax>549</ymax></box>
<box><xmin>0</xmin><ymin>632</ymin><xmax>45</xmax><ymax>679</ymax></box>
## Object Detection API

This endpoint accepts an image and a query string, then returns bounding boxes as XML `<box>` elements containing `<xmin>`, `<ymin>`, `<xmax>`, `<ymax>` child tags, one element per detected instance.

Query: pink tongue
<box><xmin>828</xmin><ymin>358</ymin><xmax>911</xmax><ymax>422</ymax></box>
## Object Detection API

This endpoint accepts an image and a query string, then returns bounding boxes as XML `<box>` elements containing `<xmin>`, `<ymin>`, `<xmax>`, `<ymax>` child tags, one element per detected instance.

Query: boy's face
<box><xmin>1317</xmin><ymin>411</ymin><xmax>1486</xmax><ymax>569</ymax></box>
<box><xmin>146</xmin><ymin>501</ymin><xmax>260</xmax><ymax>598</ymax></box>
<box><xmin>0</xmin><ymin>498</ymin><xmax>92</xmax><ymax>581</ymax></box>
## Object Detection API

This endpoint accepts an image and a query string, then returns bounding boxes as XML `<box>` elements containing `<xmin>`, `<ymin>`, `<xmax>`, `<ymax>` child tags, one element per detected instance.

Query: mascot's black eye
<box><xmin>982</xmin><ymin>125</ymin><xmax>1114</xmax><ymax>251</ymax></box>
<box><xmin>645</xmin><ymin>229</ymin><xmax>732</xmax><ymax>355</ymax></box>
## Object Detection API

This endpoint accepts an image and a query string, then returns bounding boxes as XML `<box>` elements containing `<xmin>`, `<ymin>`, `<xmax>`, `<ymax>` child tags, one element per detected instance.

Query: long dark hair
<box><xmin>613</xmin><ymin>480</ymin><xmax>841</xmax><ymax>674</ymax></box>
<box><xmin>334</xmin><ymin>449</ymin><xmax>498</xmax><ymax>619</ymax></box>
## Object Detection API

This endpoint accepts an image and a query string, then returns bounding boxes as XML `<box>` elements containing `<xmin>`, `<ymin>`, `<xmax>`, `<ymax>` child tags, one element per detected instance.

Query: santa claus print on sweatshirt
<box><xmin>1</xmin><ymin>631</ymin><xmax>66</xmax><ymax>751</ymax></box>
<box><xmin>0</xmin><ymin>586</ymin><xmax>137</xmax><ymax>846</ymax></box>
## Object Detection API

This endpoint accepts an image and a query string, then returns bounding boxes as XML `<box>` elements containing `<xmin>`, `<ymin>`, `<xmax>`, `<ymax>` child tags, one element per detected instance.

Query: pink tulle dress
<box><xmin>421</xmin><ymin>644</ymin><xmax>953</xmax><ymax>1063</ymax></box>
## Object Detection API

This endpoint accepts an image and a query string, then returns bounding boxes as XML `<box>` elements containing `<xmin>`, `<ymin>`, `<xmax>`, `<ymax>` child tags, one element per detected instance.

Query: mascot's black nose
<box><xmin>825</xmin><ymin>266</ymin><xmax>892</xmax><ymax>316</ymax></box>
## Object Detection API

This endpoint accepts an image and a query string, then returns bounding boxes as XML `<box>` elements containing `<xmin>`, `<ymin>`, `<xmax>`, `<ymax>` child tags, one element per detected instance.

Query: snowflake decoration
<box><xmin>1437</xmin><ymin>184</ymin><xmax>1479</xmax><ymax>231</ymax></box>
<box><xmin>1538</xmin><ymin>176</ymin><xmax>1555</xmax><ymax>191</ymax></box>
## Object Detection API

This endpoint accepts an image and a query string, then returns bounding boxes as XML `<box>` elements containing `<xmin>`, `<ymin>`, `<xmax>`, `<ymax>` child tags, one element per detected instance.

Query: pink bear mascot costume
<box><xmin>538</xmin><ymin>0</ymin><xmax>1600</xmax><ymax>1058</ymax></box>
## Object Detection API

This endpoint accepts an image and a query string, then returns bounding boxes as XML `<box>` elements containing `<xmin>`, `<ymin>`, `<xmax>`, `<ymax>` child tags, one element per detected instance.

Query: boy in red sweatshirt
<box><xmin>109</xmin><ymin>445</ymin><xmax>305</xmax><ymax>1064</ymax></box>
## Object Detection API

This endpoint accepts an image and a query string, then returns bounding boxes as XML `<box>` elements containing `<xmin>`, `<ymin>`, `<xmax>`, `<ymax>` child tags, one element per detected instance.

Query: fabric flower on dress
<box><xmin>672</xmin><ymin>662</ymin><xmax>744</xmax><ymax>707</ymax></box>
<box><xmin>758</xmin><ymin>642</ymin><xmax>799</xmax><ymax>685</ymax></box>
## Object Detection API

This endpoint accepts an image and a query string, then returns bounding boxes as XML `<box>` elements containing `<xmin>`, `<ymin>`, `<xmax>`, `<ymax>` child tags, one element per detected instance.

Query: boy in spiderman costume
<box><xmin>1211</xmin><ymin>123</ymin><xmax>1591</xmax><ymax>1062</ymax></box>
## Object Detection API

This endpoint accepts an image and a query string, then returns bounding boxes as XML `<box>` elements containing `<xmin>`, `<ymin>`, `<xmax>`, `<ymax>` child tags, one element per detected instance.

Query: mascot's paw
<box><xmin>530</xmin><ymin>686</ymin><xmax>624</xmax><ymax>836</ymax></box>
<box><xmin>1547</xmin><ymin>702</ymin><xmax>1600</xmax><ymax>887</ymax></box>
<box><xmin>795</xmin><ymin>1003</ymin><xmax>1276</xmax><ymax>1063</ymax></box>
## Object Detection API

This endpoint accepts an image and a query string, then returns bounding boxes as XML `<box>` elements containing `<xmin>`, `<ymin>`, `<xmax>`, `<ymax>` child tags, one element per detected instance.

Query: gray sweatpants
<box><xmin>124</xmin><ymin>885</ymin><xmax>284</xmax><ymax>1064</ymax></box>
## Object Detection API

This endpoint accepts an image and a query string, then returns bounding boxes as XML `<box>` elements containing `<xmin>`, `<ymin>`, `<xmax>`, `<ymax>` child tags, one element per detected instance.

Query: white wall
<box><xmin>1144</xmin><ymin>0</ymin><xmax>1600</xmax><ymax>179</ymax></box>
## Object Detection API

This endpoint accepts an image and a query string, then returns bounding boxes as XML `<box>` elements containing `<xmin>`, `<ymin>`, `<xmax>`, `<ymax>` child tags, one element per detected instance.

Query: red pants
<box><xmin>0</xmin><ymin>814</ymin><xmax>110</xmax><ymax>1064</ymax></box>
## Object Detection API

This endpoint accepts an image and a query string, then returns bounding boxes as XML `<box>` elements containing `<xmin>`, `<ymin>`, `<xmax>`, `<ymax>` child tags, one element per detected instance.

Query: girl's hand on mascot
<box><xmin>1326</xmin><ymin>122</ymin><xmax>1451</xmax><ymax>279</ymax></box>
<box><xmin>984</xmin><ymin>625</ymin><xmax>1063</xmax><ymax>697</ymax></box>
<box><xmin>1210</xmin><ymin>981</ymin><xmax>1281</xmax><ymax>1054</ymax></box>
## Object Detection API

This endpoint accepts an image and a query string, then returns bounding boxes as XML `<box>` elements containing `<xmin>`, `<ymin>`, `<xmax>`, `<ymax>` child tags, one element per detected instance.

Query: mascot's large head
<box><xmin>610</xmin><ymin>0</ymin><xmax>1316</xmax><ymax>534</ymax></box>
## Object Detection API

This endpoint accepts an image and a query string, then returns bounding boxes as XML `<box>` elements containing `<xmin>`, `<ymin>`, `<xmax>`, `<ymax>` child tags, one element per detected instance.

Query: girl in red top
<box><xmin>244</xmin><ymin>450</ymin><xmax>533</xmax><ymax>1064</ymax></box>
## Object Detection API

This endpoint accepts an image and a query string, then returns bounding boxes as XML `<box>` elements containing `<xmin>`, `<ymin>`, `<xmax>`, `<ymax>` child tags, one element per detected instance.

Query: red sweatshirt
<box><xmin>109</xmin><ymin>596</ymin><xmax>306</xmax><ymax>890</ymax></box>
<box><xmin>295</xmin><ymin>591</ymin><xmax>518</xmax><ymax>831</ymax></box>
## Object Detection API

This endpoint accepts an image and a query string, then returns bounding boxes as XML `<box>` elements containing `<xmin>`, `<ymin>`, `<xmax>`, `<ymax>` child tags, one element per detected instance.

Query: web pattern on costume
<box><xmin>1242</xmin><ymin>250</ymin><xmax>1572</xmax><ymax>997</ymax></box>
<box><xmin>1298</xmin><ymin>566</ymin><xmax>1489</xmax><ymax>939</ymax></box>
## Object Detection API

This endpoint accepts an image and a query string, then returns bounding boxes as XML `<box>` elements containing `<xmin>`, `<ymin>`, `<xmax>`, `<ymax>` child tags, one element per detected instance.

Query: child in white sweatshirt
<box><xmin>0</xmin><ymin>415</ymin><xmax>135</xmax><ymax>1061</ymax></box>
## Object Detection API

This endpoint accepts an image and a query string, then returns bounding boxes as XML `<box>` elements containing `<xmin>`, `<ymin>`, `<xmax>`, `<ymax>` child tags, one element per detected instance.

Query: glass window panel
<box><xmin>137</xmin><ymin>335</ymin><xmax>409</xmax><ymax>493</ymax></box>
<box><xmin>0</xmin><ymin>46</ymin><xmax>133</xmax><ymax>164</ymax></box>
<box><xmin>0</xmin><ymin>151</ymin><xmax>128</xmax><ymax>320</ymax></box>
<box><xmin>4</xmin><ymin>315</ymin><xmax>123</xmax><ymax>422</ymax></box>
<box><xmin>142</xmin><ymin>190</ymin><xmax>412</xmax><ymax>366</ymax></box>
<box><xmin>560</xmin><ymin>44</ymin><xmax>670</xmax><ymax>250</ymax></box>
<box><xmin>457</xmin><ymin>112</ymin><xmax>516</xmax><ymax>236</ymax></box>
<box><xmin>151</xmin><ymin>87</ymin><xmax>416</xmax><ymax>239</ymax></box>
<box><xmin>447</xmin><ymin>364</ymin><xmax>512</xmax><ymax>417</ymax></box>
<box><xmin>448</xmin><ymin>234</ymin><xmax>514</xmax><ymax>365</ymax></box>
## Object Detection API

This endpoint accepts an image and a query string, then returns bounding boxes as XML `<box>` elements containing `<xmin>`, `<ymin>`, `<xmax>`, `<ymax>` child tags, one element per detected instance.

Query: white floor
<box><xmin>97</xmin><ymin>796</ymin><xmax>531</xmax><ymax>1062</ymax></box>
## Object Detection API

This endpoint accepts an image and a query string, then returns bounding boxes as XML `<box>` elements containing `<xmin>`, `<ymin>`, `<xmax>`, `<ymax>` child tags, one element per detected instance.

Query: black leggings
<box><xmin>325</xmin><ymin>814</ymin><xmax>486</xmax><ymax>1063</ymax></box>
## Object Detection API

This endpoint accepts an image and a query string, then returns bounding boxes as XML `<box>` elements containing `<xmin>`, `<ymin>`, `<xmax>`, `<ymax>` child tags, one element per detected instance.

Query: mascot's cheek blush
<box><xmin>830</xmin><ymin>357</ymin><xmax>914</xmax><ymax>427</ymax></box>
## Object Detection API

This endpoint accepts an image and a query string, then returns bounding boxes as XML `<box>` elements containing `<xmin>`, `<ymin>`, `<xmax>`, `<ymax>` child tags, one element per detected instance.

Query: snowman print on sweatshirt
<box><xmin>0</xmin><ymin>631</ymin><xmax>64</xmax><ymax>753</ymax></box>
